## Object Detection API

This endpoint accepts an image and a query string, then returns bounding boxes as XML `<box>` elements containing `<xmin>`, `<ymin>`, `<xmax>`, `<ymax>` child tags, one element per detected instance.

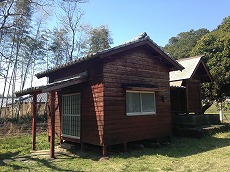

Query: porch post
<box><xmin>50</xmin><ymin>91</ymin><xmax>55</xmax><ymax>158</ymax></box>
<box><xmin>102</xmin><ymin>146</ymin><xmax>107</xmax><ymax>157</ymax></box>
<box><xmin>123</xmin><ymin>142</ymin><xmax>127</xmax><ymax>153</ymax></box>
<box><xmin>185</xmin><ymin>80</ymin><xmax>189</xmax><ymax>115</ymax></box>
<box><xmin>32</xmin><ymin>94</ymin><xmax>37</xmax><ymax>150</ymax></box>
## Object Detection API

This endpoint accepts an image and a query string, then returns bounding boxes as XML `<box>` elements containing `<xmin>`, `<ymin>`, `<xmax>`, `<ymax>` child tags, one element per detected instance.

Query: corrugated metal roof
<box><xmin>15</xmin><ymin>72</ymin><xmax>88</xmax><ymax>97</ymax></box>
<box><xmin>36</xmin><ymin>32</ymin><xmax>183</xmax><ymax>78</ymax></box>
<box><xmin>169</xmin><ymin>55</ymin><xmax>203</xmax><ymax>81</ymax></box>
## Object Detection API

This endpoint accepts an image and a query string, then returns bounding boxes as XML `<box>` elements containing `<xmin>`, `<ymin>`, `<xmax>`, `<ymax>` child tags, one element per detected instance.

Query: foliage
<box><xmin>0</xmin><ymin>0</ymin><xmax>36</xmax><ymax>117</ymax></box>
<box><xmin>87</xmin><ymin>25</ymin><xmax>113</xmax><ymax>54</ymax></box>
<box><xmin>49</xmin><ymin>28</ymin><xmax>70</xmax><ymax>66</ymax></box>
<box><xmin>1</xmin><ymin>132</ymin><xmax>230</xmax><ymax>171</ymax></box>
<box><xmin>192</xmin><ymin>16</ymin><xmax>230</xmax><ymax>103</ymax></box>
<box><xmin>164</xmin><ymin>16</ymin><xmax>230</xmax><ymax>111</ymax></box>
<box><xmin>205</xmin><ymin>101</ymin><xmax>230</xmax><ymax>114</ymax></box>
<box><xmin>57</xmin><ymin>0</ymin><xmax>85</xmax><ymax>61</ymax></box>
<box><xmin>163</xmin><ymin>28</ymin><xmax>209</xmax><ymax>59</ymax></box>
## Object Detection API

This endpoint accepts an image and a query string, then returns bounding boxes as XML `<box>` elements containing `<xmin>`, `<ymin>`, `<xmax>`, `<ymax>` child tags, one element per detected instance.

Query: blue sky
<box><xmin>79</xmin><ymin>0</ymin><xmax>230</xmax><ymax>47</ymax></box>
<box><xmin>3</xmin><ymin>0</ymin><xmax>230</xmax><ymax>93</ymax></box>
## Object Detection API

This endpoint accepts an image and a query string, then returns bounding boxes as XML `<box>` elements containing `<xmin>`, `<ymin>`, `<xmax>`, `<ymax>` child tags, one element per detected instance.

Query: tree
<box><xmin>164</xmin><ymin>17</ymin><xmax>230</xmax><ymax>113</ymax></box>
<box><xmin>87</xmin><ymin>25</ymin><xmax>113</xmax><ymax>54</ymax></box>
<box><xmin>58</xmin><ymin>0</ymin><xmax>84</xmax><ymax>61</ymax></box>
<box><xmin>0</xmin><ymin>0</ymin><xmax>92</xmax><ymax>118</ymax></box>
<box><xmin>0</xmin><ymin>0</ymin><xmax>33</xmax><ymax>117</ymax></box>
<box><xmin>163</xmin><ymin>28</ymin><xmax>209</xmax><ymax>59</ymax></box>
<box><xmin>49</xmin><ymin>28</ymin><xmax>70</xmax><ymax>66</ymax></box>
<box><xmin>0</xmin><ymin>0</ymin><xmax>51</xmax><ymax>117</ymax></box>
<box><xmin>191</xmin><ymin>16</ymin><xmax>230</xmax><ymax>112</ymax></box>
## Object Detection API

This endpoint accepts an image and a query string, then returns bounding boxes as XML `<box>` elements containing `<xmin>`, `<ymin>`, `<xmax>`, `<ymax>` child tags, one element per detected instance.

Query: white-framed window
<box><xmin>126</xmin><ymin>91</ymin><xmax>156</xmax><ymax>116</ymax></box>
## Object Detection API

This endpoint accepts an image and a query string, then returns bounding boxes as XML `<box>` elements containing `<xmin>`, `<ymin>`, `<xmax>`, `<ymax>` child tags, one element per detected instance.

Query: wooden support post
<box><xmin>50</xmin><ymin>91</ymin><xmax>55</xmax><ymax>158</ymax></box>
<box><xmin>102</xmin><ymin>146</ymin><xmax>107</xmax><ymax>157</ymax></box>
<box><xmin>168</xmin><ymin>135</ymin><xmax>172</xmax><ymax>142</ymax></box>
<box><xmin>123</xmin><ymin>142</ymin><xmax>127</xmax><ymax>152</ymax></box>
<box><xmin>32</xmin><ymin>94</ymin><xmax>37</xmax><ymax>151</ymax></box>
<box><xmin>156</xmin><ymin>137</ymin><xmax>160</xmax><ymax>143</ymax></box>
<box><xmin>81</xmin><ymin>143</ymin><xmax>85</xmax><ymax>152</ymax></box>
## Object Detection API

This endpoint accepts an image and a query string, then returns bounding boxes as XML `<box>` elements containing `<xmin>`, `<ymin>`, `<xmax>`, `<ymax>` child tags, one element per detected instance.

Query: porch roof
<box><xmin>15</xmin><ymin>72</ymin><xmax>88</xmax><ymax>97</ymax></box>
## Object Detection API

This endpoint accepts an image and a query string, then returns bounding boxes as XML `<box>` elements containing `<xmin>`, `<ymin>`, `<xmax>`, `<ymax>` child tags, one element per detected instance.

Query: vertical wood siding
<box><xmin>186</xmin><ymin>80</ymin><xmax>202</xmax><ymax>113</ymax></box>
<box><xmin>170</xmin><ymin>88</ymin><xmax>187</xmax><ymax>113</ymax></box>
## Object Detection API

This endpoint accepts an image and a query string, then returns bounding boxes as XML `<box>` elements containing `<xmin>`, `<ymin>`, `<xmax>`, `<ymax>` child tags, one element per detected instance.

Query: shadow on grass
<box><xmin>167</xmin><ymin>136</ymin><xmax>230</xmax><ymax>158</ymax></box>
<box><xmin>70</xmin><ymin>133</ymin><xmax>230</xmax><ymax>160</ymax></box>
<box><xmin>0</xmin><ymin>151</ymin><xmax>85</xmax><ymax>172</ymax></box>
<box><xmin>108</xmin><ymin>134</ymin><xmax>230</xmax><ymax>159</ymax></box>
<box><xmin>0</xmin><ymin>152</ymin><xmax>30</xmax><ymax>171</ymax></box>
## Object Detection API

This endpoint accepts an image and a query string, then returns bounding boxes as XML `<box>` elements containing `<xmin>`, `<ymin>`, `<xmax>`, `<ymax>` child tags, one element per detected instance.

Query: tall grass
<box><xmin>0</xmin><ymin>114</ymin><xmax>47</xmax><ymax>124</ymax></box>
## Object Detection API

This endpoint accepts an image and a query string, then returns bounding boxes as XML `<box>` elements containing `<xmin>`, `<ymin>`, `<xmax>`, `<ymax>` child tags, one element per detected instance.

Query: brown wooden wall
<box><xmin>47</xmin><ymin>46</ymin><xmax>174</xmax><ymax>147</ymax></box>
<box><xmin>170</xmin><ymin>80</ymin><xmax>202</xmax><ymax>115</ymax></box>
<box><xmin>102</xmin><ymin>47</ymin><xmax>172</xmax><ymax>146</ymax></box>
<box><xmin>170</xmin><ymin>87</ymin><xmax>187</xmax><ymax>113</ymax></box>
<box><xmin>186</xmin><ymin>80</ymin><xmax>202</xmax><ymax>113</ymax></box>
<box><xmin>47</xmin><ymin>58</ymin><xmax>104</xmax><ymax>146</ymax></box>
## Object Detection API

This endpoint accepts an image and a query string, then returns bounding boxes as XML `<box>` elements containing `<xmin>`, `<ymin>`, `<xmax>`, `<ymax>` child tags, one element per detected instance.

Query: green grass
<box><xmin>0</xmin><ymin>134</ymin><xmax>49</xmax><ymax>157</ymax></box>
<box><xmin>205</xmin><ymin>101</ymin><xmax>230</xmax><ymax>115</ymax></box>
<box><xmin>205</xmin><ymin>101</ymin><xmax>230</xmax><ymax>123</ymax></box>
<box><xmin>1</xmin><ymin>132</ymin><xmax>230</xmax><ymax>171</ymax></box>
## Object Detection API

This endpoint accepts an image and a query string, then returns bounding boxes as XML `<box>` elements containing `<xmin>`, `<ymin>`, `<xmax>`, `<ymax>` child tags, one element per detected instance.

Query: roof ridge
<box><xmin>176</xmin><ymin>55</ymin><xmax>204</xmax><ymax>62</ymax></box>
<box><xmin>123</xmin><ymin>32</ymin><xmax>148</xmax><ymax>43</ymax></box>
<box><xmin>96</xmin><ymin>32</ymin><xmax>149</xmax><ymax>54</ymax></box>
<box><xmin>36</xmin><ymin>32</ymin><xmax>150</xmax><ymax>78</ymax></box>
<box><xmin>36</xmin><ymin>32</ymin><xmax>183</xmax><ymax>78</ymax></box>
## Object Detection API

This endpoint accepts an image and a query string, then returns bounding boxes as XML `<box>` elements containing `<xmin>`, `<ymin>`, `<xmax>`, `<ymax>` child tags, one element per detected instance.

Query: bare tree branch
<box><xmin>59</xmin><ymin>1</ymin><xmax>84</xmax><ymax>60</ymax></box>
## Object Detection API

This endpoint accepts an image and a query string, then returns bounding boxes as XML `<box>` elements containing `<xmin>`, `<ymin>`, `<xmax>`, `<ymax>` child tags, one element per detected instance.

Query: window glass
<box><xmin>126</xmin><ymin>91</ymin><xmax>156</xmax><ymax>115</ymax></box>
<box><xmin>126</xmin><ymin>92</ymin><xmax>141</xmax><ymax>113</ymax></box>
<box><xmin>142</xmin><ymin>93</ymin><xmax>155</xmax><ymax>112</ymax></box>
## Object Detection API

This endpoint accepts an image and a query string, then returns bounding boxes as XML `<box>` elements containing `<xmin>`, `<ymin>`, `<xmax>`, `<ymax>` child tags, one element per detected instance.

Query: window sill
<box><xmin>126</xmin><ymin>112</ymin><xmax>156</xmax><ymax>116</ymax></box>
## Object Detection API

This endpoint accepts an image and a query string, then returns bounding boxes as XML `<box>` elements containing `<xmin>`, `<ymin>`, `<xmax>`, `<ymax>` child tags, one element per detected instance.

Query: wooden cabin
<box><xmin>170</xmin><ymin>56</ymin><xmax>212</xmax><ymax>115</ymax></box>
<box><xmin>16</xmin><ymin>33</ymin><xmax>183</xmax><ymax>157</ymax></box>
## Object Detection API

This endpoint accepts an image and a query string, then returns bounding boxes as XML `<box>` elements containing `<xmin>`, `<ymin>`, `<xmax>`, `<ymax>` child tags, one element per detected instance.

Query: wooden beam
<box><xmin>50</xmin><ymin>91</ymin><xmax>55</xmax><ymax>158</ymax></box>
<box><xmin>32</xmin><ymin>94</ymin><xmax>37</xmax><ymax>150</ymax></box>
<box><xmin>125</xmin><ymin>87</ymin><xmax>167</xmax><ymax>92</ymax></box>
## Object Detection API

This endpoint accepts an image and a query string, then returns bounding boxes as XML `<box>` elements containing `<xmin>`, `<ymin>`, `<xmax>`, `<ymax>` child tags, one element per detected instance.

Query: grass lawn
<box><xmin>205</xmin><ymin>102</ymin><xmax>230</xmax><ymax>114</ymax></box>
<box><xmin>205</xmin><ymin>101</ymin><xmax>230</xmax><ymax>123</ymax></box>
<box><xmin>1</xmin><ymin>132</ymin><xmax>230</xmax><ymax>172</ymax></box>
